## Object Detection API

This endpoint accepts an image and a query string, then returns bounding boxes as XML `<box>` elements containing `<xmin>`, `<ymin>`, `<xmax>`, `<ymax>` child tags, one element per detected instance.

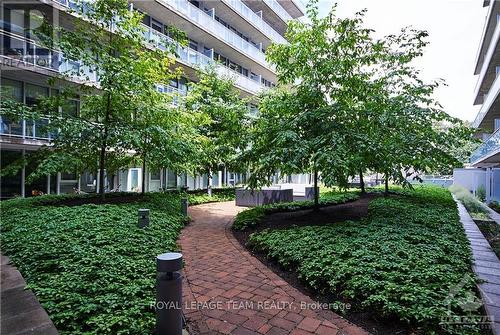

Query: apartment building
<box><xmin>0</xmin><ymin>0</ymin><xmax>305</xmax><ymax>198</ymax></box>
<box><xmin>454</xmin><ymin>0</ymin><xmax>500</xmax><ymax>201</ymax></box>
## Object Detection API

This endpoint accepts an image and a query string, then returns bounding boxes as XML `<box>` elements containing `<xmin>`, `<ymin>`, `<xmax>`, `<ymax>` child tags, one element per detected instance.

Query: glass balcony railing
<box><xmin>262</xmin><ymin>0</ymin><xmax>293</xmax><ymax>23</ymax></box>
<box><xmin>470</xmin><ymin>128</ymin><xmax>500</xmax><ymax>164</ymax></box>
<box><xmin>1</xmin><ymin>30</ymin><xmax>98</xmax><ymax>83</ymax></box>
<box><xmin>0</xmin><ymin>116</ymin><xmax>54</xmax><ymax>140</ymax></box>
<box><xmin>222</xmin><ymin>0</ymin><xmax>287</xmax><ymax>44</ymax></box>
<box><xmin>161</xmin><ymin>0</ymin><xmax>268</xmax><ymax>66</ymax></box>
<box><xmin>143</xmin><ymin>25</ymin><xmax>267</xmax><ymax>95</ymax></box>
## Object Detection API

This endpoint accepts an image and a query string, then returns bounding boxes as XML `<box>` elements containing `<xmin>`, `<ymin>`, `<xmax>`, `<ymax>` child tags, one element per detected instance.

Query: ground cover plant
<box><xmin>247</xmin><ymin>186</ymin><xmax>482</xmax><ymax>334</ymax></box>
<box><xmin>449</xmin><ymin>184</ymin><xmax>489</xmax><ymax>217</ymax></box>
<box><xmin>232</xmin><ymin>190</ymin><xmax>359</xmax><ymax>230</ymax></box>
<box><xmin>0</xmin><ymin>191</ymin><xmax>228</xmax><ymax>334</ymax></box>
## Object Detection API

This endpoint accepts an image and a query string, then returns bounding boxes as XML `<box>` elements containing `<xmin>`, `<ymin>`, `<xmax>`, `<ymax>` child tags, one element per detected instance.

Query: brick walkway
<box><xmin>1</xmin><ymin>254</ymin><xmax>58</xmax><ymax>335</ymax></box>
<box><xmin>180</xmin><ymin>201</ymin><xmax>370</xmax><ymax>335</ymax></box>
<box><xmin>454</xmin><ymin>199</ymin><xmax>500</xmax><ymax>334</ymax></box>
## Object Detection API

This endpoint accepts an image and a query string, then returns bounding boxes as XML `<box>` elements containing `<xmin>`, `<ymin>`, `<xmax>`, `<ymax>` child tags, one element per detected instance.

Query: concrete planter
<box><xmin>235</xmin><ymin>188</ymin><xmax>293</xmax><ymax>207</ymax></box>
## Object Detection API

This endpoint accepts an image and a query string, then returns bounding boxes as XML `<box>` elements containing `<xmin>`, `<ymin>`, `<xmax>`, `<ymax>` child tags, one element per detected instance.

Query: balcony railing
<box><xmin>47</xmin><ymin>0</ymin><xmax>269</xmax><ymax>94</ymax></box>
<box><xmin>143</xmin><ymin>25</ymin><xmax>267</xmax><ymax>95</ymax></box>
<box><xmin>473</xmin><ymin>73</ymin><xmax>500</xmax><ymax>129</ymax></box>
<box><xmin>1</xmin><ymin>30</ymin><xmax>98</xmax><ymax>83</ymax></box>
<box><xmin>0</xmin><ymin>116</ymin><xmax>53</xmax><ymax>141</ymax></box>
<box><xmin>262</xmin><ymin>0</ymin><xmax>293</xmax><ymax>22</ymax></box>
<box><xmin>470</xmin><ymin>127</ymin><xmax>500</xmax><ymax>165</ymax></box>
<box><xmin>160</xmin><ymin>0</ymin><xmax>268</xmax><ymax>66</ymax></box>
<box><xmin>222</xmin><ymin>0</ymin><xmax>287</xmax><ymax>44</ymax></box>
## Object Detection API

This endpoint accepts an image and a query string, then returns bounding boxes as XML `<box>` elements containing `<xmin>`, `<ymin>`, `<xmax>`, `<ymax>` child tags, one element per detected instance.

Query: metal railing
<box><xmin>223</xmin><ymin>0</ymin><xmax>287</xmax><ymax>43</ymax></box>
<box><xmin>47</xmin><ymin>0</ymin><xmax>271</xmax><ymax>94</ymax></box>
<box><xmin>262</xmin><ymin>0</ymin><xmax>293</xmax><ymax>22</ymax></box>
<box><xmin>160</xmin><ymin>0</ymin><xmax>268</xmax><ymax>66</ymax></box>
<box><xmin>470</xmin><ymin>127</ymin><xmax>500</xmax><ymax>165</ymax></box>
<box><xmin>0</xmin><ymin>116</ymin><xmax>53</xmax><ymax>140</ymax></box>
<box><xmin>143</xmin><ymin>25</ymin><xmax>267</xmax><ymax>95</ymax></box>
<box><xmin>1</xmin><ymin>30</ymin><xmax>98</xmax><ymax>83</ymax></box>
<box><xmin>473</xmin><ymin>73</ymin><xmax>500</xmax><ymax>129</ymax></box>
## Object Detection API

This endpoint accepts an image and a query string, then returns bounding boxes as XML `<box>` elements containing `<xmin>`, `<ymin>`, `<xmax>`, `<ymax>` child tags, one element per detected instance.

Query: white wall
<box><xmin>452</xmin><ymin>168</ymin><xmax>486</xmax><ymax>194</ymax></box>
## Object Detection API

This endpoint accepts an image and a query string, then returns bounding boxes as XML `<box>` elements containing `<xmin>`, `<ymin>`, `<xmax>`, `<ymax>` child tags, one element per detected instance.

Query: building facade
<box><xmin>454</xmin><ymin>0</ymin><xmax>500</xmax><ymax>201</ymax></box>
<box><xmin>0</xmin><ymin>0</ymin><xmax>305</xmax><ymax>198</ymax></box>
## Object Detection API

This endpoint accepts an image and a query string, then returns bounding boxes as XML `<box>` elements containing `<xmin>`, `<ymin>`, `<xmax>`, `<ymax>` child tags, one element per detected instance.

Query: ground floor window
<box><xmin>0</xmin><ymin>149</ymin><xmax>22</xmax><ymax>199</ymax></box>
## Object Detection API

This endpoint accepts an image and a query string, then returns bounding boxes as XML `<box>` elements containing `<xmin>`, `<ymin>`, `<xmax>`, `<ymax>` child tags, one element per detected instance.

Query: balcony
<box><xmin>0</xmin><ymin>116</ymin><xmax>53</xmax><ymax>141</ymax></box>
<box><xmin>222</xmin><ymin>0</ymin><xmax>287</xmax><ymax>43</ymax></box>
<box><xmin>473</xmin><ymin>19</ymin><xmax>500</xmax><ymax>106</ymax></box>
<box><xmin>158</xmin><ymin>0</ymin><xmax>269</xmax><ymax>67</ymax></box>
<box><xmin>470</xmin><ymin>127</ymin><xmax>500</xmax><ymax>165</ymax></box>
<box><xmin>1</xmin><ymin>30</ymin><xmax>98</xmax><ymax>83</ymax></box>
<box><xmin>262</xmin><ymin>0</ymin><xmax>293</xmax><ymax>23</ymax></box>
<box><xmin>144</xmin><ymin>25</ymin><xmax>268</xmax><ymax>95</ymax></box>
<box><xmin>472</xmin><ymin>72</ymin><xmax>500</xmax><ymax>129</ymax></box>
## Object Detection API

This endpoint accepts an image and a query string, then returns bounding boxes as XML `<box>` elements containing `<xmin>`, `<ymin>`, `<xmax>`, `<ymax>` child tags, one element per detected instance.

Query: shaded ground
<box><xmin>474</xmin><ymin>220</ymin><xmax>500</xmax><ymax>261</ymax></box>
<box><xmin>233</xmin><ymin>193</ymin><xmax>418</xmax><ymax>335</ymax></box>
<box><xmin>180</xmin><ymin>201</ymin><xmax>370</xmax><ymax>335</ymax></box>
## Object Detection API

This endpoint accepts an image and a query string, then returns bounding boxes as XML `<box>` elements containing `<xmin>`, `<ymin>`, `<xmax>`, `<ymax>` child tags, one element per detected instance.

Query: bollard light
<box><xmin>138</xmin><ymin>209</ymin><xmax>150</xmax><ymax>228</ymax></box>
<box><xmin>180</xmin><ymin>198</ymin><xmax>188</xmax><ymax>216</ymax></box>
<box><xmin>156</xmin><ymin>252</ymin><xmax>183</xmax><ymax>335</ymax></box>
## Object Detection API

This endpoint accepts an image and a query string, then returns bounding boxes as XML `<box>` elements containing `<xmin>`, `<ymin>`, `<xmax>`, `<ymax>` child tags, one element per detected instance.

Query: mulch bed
<box><xmin>474</xmin><ymin>219</ymin><xmax>500</xmax><ymax>259</ymax></box>
<box><xmin>232</xmin><ymin>193</ymin><xmax>417</xmax><ymax>335</ymax></box>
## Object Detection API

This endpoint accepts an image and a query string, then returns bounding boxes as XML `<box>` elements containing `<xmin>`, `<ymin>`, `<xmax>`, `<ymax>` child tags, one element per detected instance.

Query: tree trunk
<box><xmin>207</xmin><ymin>168</ymin><xmax>212</xmax><ymax>196</ymax></box>
<box><xmin>98</xmin><ymin>94</ymin><xmax>111</xmax><ymax>201</ymax></box>
<box><xmin>384</xmin><ymin>173</ymin><xmax>389</xmax><ymax>195</ymax></box>
<box><xmin>359</xmin><ymin>169</ymin><xmax>366</xmax><ymax>194</ymax></box>
<box><xmin>313</xmin><ymin>168</ymin><xmax>319</xmax><ymax>210</ymax></box>
<box><xmin>141</xmin><ymin>153</ymin><xmax>146</xmax><ymax>195</ymax></box>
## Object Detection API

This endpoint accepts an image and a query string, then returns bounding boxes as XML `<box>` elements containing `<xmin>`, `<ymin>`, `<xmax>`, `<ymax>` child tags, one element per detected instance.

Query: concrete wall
<box><xmin>453</xmin><ymin>168</ymin><xmax>486</xmax><ymax>194</ymax></box>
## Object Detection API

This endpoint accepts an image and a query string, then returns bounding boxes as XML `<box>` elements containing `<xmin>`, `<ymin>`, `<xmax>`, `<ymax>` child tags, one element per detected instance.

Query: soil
<box><xmin>232</xmin><ymin>193</ymin><xmax>474</xmax><ymax>335</ymax></box>
<box><xmin>474</xmin><ymin>219</ymin><xmax>500</xmax><ymax>259</ymax></box>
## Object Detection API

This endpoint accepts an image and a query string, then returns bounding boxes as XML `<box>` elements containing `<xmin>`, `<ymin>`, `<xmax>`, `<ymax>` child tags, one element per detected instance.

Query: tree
<box><xmin>246</xmin><ymin>2</ymin><xmax>376</xmax><ymax>207</ymax></box>
<box><xmin>247</xmin><ymin>1</ymin><xmax>476</xmax><ymax>201</ymax></box>
<box><xmin>366</xmin><ymin>29</ymin><xmax>476</xmax><ymax>193</ymax></box>
<box><xmin>126</xmin><ymin>88</ymin><xmax>205</xmax><ymax>194</ymax></box>
<box><xmin>184</xmin><ymin>67</ymin><xmax>249</xmax><ymax>196</ymax></box>
<box><xmin>34</xmin><ymin>0</ymin><xmax>180</xmax><ymax>199</ymax></box>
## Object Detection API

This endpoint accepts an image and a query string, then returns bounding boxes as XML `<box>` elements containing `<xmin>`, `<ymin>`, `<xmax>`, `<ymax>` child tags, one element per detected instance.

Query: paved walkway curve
<box><xmin>454</xmin><ymin>199</ymin><xmax>500</xmax><ymax>334</ymax></box>
<box><xmin>1</xmin><ymin>254</ymin><xmax>58</xmax><ymax>335</ymax></box>
<box><xmin>179</xmin><ymin>201</ymin><xmax>370</xmax><ymax>335</ymax></box>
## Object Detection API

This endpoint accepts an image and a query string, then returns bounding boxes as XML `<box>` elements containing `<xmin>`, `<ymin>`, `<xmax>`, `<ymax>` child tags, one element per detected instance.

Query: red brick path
<box><xmin>179</xmin><ymin>201</ymin><xmax>370</xmax><ymax>335</ymax></box>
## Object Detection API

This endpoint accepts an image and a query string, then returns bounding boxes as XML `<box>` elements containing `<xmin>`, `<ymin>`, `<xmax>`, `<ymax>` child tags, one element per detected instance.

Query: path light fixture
<box><xmin>138</xmin><ymin>208</ymin><xmax>150</xmax><ymax>228</ymax></box>
<box><xmin>156</xmin><ymin>252</ymin><xmax>183</xmax><ymax>335</ymax></box>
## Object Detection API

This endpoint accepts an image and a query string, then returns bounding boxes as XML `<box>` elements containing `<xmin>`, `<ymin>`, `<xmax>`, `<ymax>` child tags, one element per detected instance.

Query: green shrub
<box><xmin>0</xmin><ymin>192</ymin><xmax>224</xmax><ymax>334</ymax></box>
<box><xmin>232</xmin><ymin>191</ymin><xmax>359</xmax><ymax>230</ymax></box>
<box><xmin>476</xmin><ymin>184</ymin><xmax>486</xmax><ymax>202</ymax></box>
<box><xmin>248</xmin><ymin>186</ymin><xmax>480</xmax><ymax>334</ymax></box>
<box><xmin>449</xmin><ymin>184</ymin><xmax>489</xmax><ymax>215</ymax></box>
<box><xmin>187</xmin><ymin>188</ymin><xmax>235</xmax><ymax>205</ymax></box>
<box><xmin>488</xmin><ymin>200</ymin><xmax>500</xmax><ymax>213</ymax></box>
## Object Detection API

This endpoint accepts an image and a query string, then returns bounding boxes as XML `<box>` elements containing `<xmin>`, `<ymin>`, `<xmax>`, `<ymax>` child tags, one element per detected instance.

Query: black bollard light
<box><xmin>156</xmin><ymin>252</ymin><xmax>183</xmax><ymax>335</ymax></box>
<box><xmin>180</xmin><ymin>198</ymin><xmax>188</xmax><ymax>216</ymax></box>
<box><xmin>138</xmin><ymin>209</ymin><xmax>150</xmax><ymax>228</ymax></box>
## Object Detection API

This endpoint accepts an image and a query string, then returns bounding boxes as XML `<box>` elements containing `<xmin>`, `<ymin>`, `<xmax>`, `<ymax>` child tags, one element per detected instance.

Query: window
<box><xmin>151</xmin><ymin>170</ymin><xmax>161</xmax><ymax>180</ymax></box>
<box><xmin>152</xmin><ymin>18</ymin><xmax>163</xmax><ymax>33</ymax></box>
<box><xmin>25</xmin><ymin>83</ymin><xmax>48</xmax><ymax>106</ymax></box>
<box><xmin>5</xmin><ymin>8</ymin><xmax>25</xmax><ymax>36</ymax></box>
<box><xmin>61</xmin><ymin>172</ymin><xmax>78</xmax><ymax>181</ymax></box>
<box><xmin>188</xmin><ymin>39</ymin><xmax>198</xmax><ymax>51</ymax></box>
<box><xmin>1</xmin><ymin>78</ymin><xmax>23</xmax><ymax>102</ymax></box>
<box><xmin>0</xmin><ymin>78</ymin><xmax>23</xmax><ymax>136</ymax></box>
<box><xmin>62</xmin><ymin>99</ymin><xmax>79</xmax><ymax>117</ymax></box>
